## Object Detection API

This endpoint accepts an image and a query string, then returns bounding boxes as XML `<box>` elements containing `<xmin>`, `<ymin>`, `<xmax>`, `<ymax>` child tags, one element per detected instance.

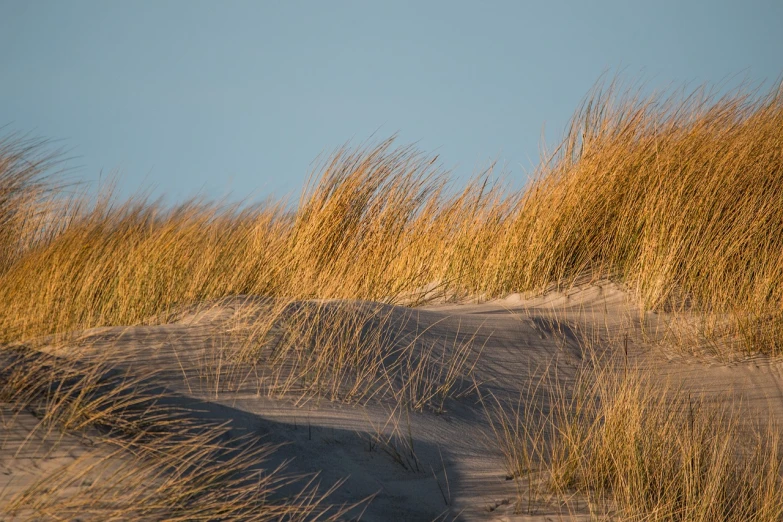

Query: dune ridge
<box><xmin>2</xmin><ymin>77</ymin><xmax>783</xmax><ymax>520</ymax></box>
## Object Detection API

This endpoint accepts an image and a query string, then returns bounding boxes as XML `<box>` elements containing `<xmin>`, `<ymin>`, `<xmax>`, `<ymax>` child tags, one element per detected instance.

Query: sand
<box><xmin>3</xmin><ymin>282</ymin><xmax>783</xmax><ymax>520</ymax></box>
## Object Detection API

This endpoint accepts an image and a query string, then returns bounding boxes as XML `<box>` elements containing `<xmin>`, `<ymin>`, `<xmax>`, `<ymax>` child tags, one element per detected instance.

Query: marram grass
<box><xmin>1</xmin><ymin>78</ymin><xmax>782</xmax><ymax>352</ymax></box>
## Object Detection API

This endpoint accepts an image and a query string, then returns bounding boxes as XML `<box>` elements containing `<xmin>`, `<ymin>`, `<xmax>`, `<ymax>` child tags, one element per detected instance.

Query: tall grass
<box><xmin>0</xmin><ymin>133</ymin><xmax>67</xmax><ymax>273</ymax></box>
<box><xmin>1</xmin><ymin>77</ymin><xmax>781</xmax><ymax>347</ymax></box>
<box><xmin>485</xmin><ymin>361</ymin><xmax>783</xmax><ymax>520</ymax></box>
<box><xmin>255</xmin><ymin>301</ymin><xmax>483</xmax><ymax>410</ymax></box>
<box><xmin>0</xmin><ymin>346</ymin><xmax>349</xmax><ymax>520</ymax></box>
<box><xmin>2</xmin><ymin>75</ymin><xmax>783</xmax><ymax>519</ymax></box>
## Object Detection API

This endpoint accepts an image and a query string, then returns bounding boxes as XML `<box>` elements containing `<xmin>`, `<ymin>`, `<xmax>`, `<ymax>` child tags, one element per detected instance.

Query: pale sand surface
<box><xmin>3</xmin><ymin>282</ymin><xmax>783</xmax><ymax>520</ymax></box>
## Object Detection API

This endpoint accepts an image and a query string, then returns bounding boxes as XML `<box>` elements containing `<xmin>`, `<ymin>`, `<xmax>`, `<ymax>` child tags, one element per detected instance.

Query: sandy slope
<box><xmin>3</xmin><ymin>282</ymin><xmax>783</xmax><ymax>520</ymax></box>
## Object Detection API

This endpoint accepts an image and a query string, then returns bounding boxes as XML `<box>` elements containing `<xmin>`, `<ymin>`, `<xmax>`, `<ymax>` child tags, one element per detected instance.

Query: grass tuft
<box><xmin>485</xmin><ymin>361</ymin><xmax>783</xmax><ymax>520</ymax></box>
<box><xmin>2</xmin><ymin>78</ymin><xmax>782</xmax><ymax>352</ymax></box>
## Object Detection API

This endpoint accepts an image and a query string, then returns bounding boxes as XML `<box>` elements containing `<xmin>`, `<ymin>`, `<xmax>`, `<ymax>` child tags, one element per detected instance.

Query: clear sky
<box><xmin>2</xmin><ymin>1</ymin><xmax>781</xmax><ymax>202</ymax></box>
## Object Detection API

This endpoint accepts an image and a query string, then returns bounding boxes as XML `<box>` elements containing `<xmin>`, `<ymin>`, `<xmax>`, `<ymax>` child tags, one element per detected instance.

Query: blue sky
<box><xmin>2</xmin><ymin>1</ymin><xmax>781</xmax><ymax>202</ymax></box>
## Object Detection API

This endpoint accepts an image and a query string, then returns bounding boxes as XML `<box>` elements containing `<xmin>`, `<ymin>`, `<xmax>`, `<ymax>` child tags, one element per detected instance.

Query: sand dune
<box><xmin>3</xmin><ymin>283</ymin><xmax>782</xmax><ymax>520</ymax></box>
<box><xmin>2</xmin><ymin>75</ymin><xmax>782</xmax><ymax>520</ymax></box>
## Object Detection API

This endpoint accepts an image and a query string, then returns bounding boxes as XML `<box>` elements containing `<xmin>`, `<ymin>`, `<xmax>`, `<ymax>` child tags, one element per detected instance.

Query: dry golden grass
<box><xmin>0</xmin><ymin>345</ymin><xmax>351</xmax><ymax>521</ymax></box>
<box><xmin>6</xmin><ymin>426</ymin><xmax>342</xmax><ymax>521</ymax></box>
<box><xmin>2</xmin><ymin>75</ymin><xmax>783</xmax><ymax>518</ymax></box>
<box><xmin>255</xmin><ymin>301</ymin><xmax>483</xmax><ymax>410</ymax></box>
<box><xmin>164</xmin><ymin>298</ymin><xmax>483</xmax><ymax>411</ymax></box>
<box><xmin>484</xmin><ymin>358</ymin><xmax>783</xmax><ymax>521</ymax></box>
<box><xmin>1</xmin><ymin>78</ymin><xmax>781</xmax><ymax>353</ymax></box>
<box><xmin>0</xmin><ymin>299</ymin><xmax>381</xmax><ymax>519</ymax></box>
<box><xmin>0</xmin><ymin>133</ymin><xmax>68</xmax><ymax>273</ymax></box>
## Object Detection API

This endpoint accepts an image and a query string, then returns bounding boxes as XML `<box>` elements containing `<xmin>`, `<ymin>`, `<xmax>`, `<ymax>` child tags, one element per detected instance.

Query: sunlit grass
<box><xmin>2</xmin><ymin>75</ymin><xmax>783</xmax><ymax>519</ymax></box>
<box><xmin>2</xmin><ymin>79</ymin><xmax>781</xmax><ymax>352</ymax></box>
<box><xmin>485</xmin><ymin>358</ymin><xmax>783</xmax><ymax>520</ymax></box>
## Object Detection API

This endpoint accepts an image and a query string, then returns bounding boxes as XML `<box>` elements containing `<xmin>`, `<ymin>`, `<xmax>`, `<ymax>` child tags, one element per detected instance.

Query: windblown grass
<box><xmin>166</xmin><ymin>298</ymin><xmax>483</xmax><ymax>411</ymax></box>
<box><xmin>0</xmin><ymin>133</ymin><xmax>68</xmax><ymax>273</ymax></box>
<box><xmin>2</xmin><ymin>75</ymin><xmax>783</xmax><ymax>519</ymax></box>
<box><xmin>485</xmin><ymin>360</ymin><xmax>783</xmax><ymax>520</ymax></box>
<box><xmin>6</xmin><ymin>426</ymin><xmax>341</xmax><ymax>521</ymax></box>
<box><xmin>263</xmin><ymin>301</ymin><xmax>483</xmax><ymax>409</ymax></box>
<box><xmin>1</xmin><ymin>78</ymin><xmax>781</xmax><ymax>352</ymax></box>
<box><xmin>0</xmin><ymin>345</ymin><xmax>349</xmax><ymax>520</ymax></box>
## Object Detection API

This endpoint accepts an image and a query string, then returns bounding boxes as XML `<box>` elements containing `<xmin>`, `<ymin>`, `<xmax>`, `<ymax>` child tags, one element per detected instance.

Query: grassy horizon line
<box><xmin>1</xmin><ymin>76</ymin><xmax>782</xmax><ymax>351</ymax></box>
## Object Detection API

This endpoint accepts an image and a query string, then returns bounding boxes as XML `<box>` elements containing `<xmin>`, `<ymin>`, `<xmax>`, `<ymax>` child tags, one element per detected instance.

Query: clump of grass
<box><xmin>0</xmin><ymin>132</ymin><xmax>68</xmax><ymax>273</ymax></box>
<box><xmin>1</xmin><ymin>76</ymin><xmax>782</xmax><ymax>347</ymax></box>
<box><xmin>0</xmin><ymin>346</ymin><xmax>167</xmax><ymax>439</ymax></box>
<box><xmin>192</xmin><ymin>299</ymin><xmax>484</xmax><ymax>411</ymax></box>
<box><xmin>508</xmin><ymin>78</ymin><xmax>783</xmax><ymax>353</ymax></box>
<box><xmin>6</xmin><ymin>426</ymin><xmax>344</xmax><ymax>522</ymax></box>
<box><xmin>2</xmin><ymin>74</ymin><xmax>783</xmax><ymax>520</ymax></box>
<box><xmin>0</xmin><ymin>345</ymin><xmax>350</xmax><ymax>520</ymax></box>
<box><xmin>485</xmin><ymin>361</ymin><xmax>783</xmax><ymax>520</ymax></box>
